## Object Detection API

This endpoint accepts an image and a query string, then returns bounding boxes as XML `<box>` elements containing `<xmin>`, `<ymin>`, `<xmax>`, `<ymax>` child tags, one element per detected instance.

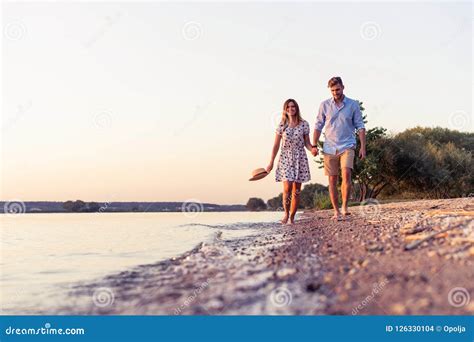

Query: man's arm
<box><xmin>353</xmin><ymin>101</ymin><xmax>366</xmax><ymax>159</ymax></box>
<box><xmin>313</xmin><ymin>129</ymin><xmax>322</xmax><ymax>147</ymax></box>
<box><xmin>312</xmin><ymin>103</ymin><xmax>326</xmax><ymax>155</ymax></box>
<box><xmin>358</xmin><ymin>128</ymin><xmax>366</xmax><ymax>160</ymax></box>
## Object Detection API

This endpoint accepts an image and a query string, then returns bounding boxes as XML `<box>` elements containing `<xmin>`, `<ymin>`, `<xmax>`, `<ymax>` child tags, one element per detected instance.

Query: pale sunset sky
<box><xmin>1</xmin><ymin>1</ymin><xmax>472</xmax><ymax>204</ymax></box>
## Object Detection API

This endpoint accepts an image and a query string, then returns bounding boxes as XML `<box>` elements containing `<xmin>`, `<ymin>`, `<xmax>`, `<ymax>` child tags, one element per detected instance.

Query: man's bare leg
<box><xmin>328</xmin><ymin>175</ymin><xmax>341</xmax><ymax>220</ymax></box>
<box><xmin>341</xmin><ymin>167</ymin><xmax>352</xmax><ymax>216</ymax></box>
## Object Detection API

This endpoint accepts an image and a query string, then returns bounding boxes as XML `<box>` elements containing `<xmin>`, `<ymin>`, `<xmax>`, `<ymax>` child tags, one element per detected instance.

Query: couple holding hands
<box><xmin>266</xmin><ymin>77</ymin><xmax>366</xmax><ymax>224</ymax></box>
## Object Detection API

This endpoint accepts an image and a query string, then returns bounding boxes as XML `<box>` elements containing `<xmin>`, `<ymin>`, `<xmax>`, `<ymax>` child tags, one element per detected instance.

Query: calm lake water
<box><xmin>0</xmin><ymin>211</ymin><xmax>282</xmax><ymax>313</ymax></box>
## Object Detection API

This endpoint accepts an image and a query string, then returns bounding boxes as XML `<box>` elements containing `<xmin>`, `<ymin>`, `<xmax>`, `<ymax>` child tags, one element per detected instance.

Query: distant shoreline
<box><xmin>0</xmin><ymin>201</ymin><xmax>251</xmax><ymax>214</ymax></box>
<box><xmin>0</xmin><ymin>198</ymin><xmax>450</xmax><ymax>214</ymax></box>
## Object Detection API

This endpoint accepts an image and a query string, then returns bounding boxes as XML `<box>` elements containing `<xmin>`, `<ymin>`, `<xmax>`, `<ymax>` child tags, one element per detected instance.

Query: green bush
<box><xmin>300</xmin><ymin>183</ymin><xmax>328</xmax><ymax>208</ymax></box>
<box><xmin>246</xmin><ymin>197</ymin><xmax>267</xmax><ymax>211</ymax></box>
<box><xmin>313</xmin><ymin>191</ymin><xmax>333</xmax><ymax>210</ymax></box>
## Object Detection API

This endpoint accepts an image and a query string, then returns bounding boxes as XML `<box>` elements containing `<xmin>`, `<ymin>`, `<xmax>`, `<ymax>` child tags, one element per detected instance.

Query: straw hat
<box><xmin>249</xmin><ymin>167</ymin><xmax>269</xmax><ymax>181</ymax></box>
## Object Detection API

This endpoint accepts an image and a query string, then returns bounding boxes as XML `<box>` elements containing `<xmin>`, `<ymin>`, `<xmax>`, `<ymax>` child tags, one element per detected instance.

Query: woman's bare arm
<box><xmin>266</xmin><ymin>133</ymin><xmax>282</xmax><ymax>173</ymax></box>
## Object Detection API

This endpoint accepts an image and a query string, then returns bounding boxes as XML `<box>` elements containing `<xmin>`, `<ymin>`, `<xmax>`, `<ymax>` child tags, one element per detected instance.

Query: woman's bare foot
<box><xmin>341</xmin><ymin>208</ymin><xmax>351</xmax><ymax>216</ymax></box>
<box><xmin>281</xmin><ymin>213</ymin><xmax>289</xmax><ymax>224</ymax></box>
<box><xmin>289</xmin><ymin>214</ymin><xmax>296</xmax><ymax>224</ymax></box>
<box><xmin>331</xmin><ymin>212</ymin><xmax>343</xmax><ymax>221</ymax></box>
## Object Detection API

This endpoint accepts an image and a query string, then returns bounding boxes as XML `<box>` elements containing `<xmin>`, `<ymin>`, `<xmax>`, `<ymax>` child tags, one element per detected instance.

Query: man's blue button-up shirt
<box><xmin>315</xmin><ymin>95</ymin><xmax>365</xmax><ymax>155</ymax></box>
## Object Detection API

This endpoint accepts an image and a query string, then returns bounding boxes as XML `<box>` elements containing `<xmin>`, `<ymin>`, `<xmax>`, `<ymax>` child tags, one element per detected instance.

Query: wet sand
<box><xmin>54</xmin><ymin>198</ymin><xmax>473</xmax><ymax>315</ymax></box>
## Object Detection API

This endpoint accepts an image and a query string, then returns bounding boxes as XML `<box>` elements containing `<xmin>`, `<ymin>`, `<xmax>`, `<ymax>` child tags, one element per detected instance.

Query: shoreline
<box><xmin>35</xmin><ymin>198</ymin><xmax>474</xmax><ymax>315</ymax></box>
<box><xmin>0</xmin><ymin>198</ymin><xmax>433</xmax><ymax>215</ymax></box>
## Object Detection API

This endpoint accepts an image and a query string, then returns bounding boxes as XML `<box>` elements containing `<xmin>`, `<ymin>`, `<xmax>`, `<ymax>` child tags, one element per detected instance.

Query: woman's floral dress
<box><xmin>275</xmin><ymin>120</ymin><xmax>311</xmax><ymax>183</ymax></box>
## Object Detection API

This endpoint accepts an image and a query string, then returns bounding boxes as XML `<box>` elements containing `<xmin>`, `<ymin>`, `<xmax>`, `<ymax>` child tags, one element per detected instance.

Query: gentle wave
<box><xmin>176</xmin><ymin>221</ymin><xmax>280</xmax><ymax>230</ymax></box>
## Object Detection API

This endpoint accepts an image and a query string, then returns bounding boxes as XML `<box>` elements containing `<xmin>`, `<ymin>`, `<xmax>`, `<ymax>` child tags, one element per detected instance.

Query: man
<box><xmin>311</xmin><ymin>77</ymin><xmax>366</xmax><ymax>220</ymax></box>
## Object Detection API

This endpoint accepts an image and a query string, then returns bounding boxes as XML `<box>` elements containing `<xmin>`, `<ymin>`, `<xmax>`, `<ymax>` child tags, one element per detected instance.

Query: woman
<box><xmin>266</xmin><ymin>99</ymin><xmax>314</xmax><ymax>224</ymax></box>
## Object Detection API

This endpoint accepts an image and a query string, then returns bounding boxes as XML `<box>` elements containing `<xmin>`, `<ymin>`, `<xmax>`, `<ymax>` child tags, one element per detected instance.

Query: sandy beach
<box><xmin>52</xmin><ymin>198</ymin><xmax>473</xmax><ymax>315</ymax></box>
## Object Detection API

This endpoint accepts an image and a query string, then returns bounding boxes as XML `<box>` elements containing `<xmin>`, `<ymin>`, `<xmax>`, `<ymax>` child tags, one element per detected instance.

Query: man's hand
<box><xmin>359</xmin><ymin>147</ymin><xmax>366</xmax><ymax>160</ymax></box>
<box><xmin>311</xmin><ymin>147</ymin><xmax>319</xmax><ymax>157</ymax></box>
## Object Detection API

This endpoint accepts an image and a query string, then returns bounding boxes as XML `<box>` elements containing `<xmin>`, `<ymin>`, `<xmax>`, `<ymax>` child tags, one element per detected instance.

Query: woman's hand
<box><xmin>266</xmin><ymin>163</ymin><xmax>273</xmax><ymax>173</ymax></box>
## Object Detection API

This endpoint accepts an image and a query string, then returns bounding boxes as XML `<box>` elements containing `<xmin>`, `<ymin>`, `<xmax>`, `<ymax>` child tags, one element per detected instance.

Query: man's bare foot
<box><xmin>281</xmin><ymin>214</ymin><xmax>289</xmax><ymax>224</ymax></box>
<box><xmin>289</xmin><ymin>214</ymin><xmax>296</xmax><ymax>224</ymax></box>
<box><xmin>331</xmin><ymin>213</ymin><xmax>343</xmax><ymax>221</ymax></box>
<box><xmin>341</xmin><ymin>208</ymin><xmax>351</xmax><ymax>216</ymax></box>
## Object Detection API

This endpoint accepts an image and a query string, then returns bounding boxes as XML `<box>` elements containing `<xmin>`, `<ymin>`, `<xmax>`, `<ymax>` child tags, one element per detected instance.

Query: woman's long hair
<box><xmin>280</xmin><ymin>98</ymin><xmax>303</xmax><ymax>128</ymax></box>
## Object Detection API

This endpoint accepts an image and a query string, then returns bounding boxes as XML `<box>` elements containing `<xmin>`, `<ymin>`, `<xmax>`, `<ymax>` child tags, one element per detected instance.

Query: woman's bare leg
<box><xmin>281</xmin><ymin>181</ymin><xmax>293</xmax><ymax>224</ymax></box>
<box><xmin>289</xmin><ymin>182</ymin><xmax>302</xmax><ymax>224</ymax></box>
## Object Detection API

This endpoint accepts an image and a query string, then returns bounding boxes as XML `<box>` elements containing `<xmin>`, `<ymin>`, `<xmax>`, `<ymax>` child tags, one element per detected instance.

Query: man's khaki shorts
<box><xmin>323</xmin><ymin>148</ymin><xmax>355</xmax><ymax>176</ymax></box>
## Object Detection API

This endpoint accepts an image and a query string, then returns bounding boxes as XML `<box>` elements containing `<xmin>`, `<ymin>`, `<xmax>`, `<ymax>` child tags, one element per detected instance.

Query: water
<box><xmin>0</xmin><ymin>211</ymin><xmax>282</xmax><ymax>313</ymax></box>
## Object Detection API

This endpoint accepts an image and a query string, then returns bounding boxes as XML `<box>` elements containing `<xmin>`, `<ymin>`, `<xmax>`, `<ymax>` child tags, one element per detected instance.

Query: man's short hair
<box><xmin>328</xmin><ymin>76</ymin><xmax>343</xmax><ymax>88</ymax></box>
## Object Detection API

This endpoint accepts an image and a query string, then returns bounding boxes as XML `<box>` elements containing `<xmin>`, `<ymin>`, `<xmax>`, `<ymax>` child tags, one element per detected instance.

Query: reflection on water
<box><xmin>0</xmin><ymin>211</ymin><xmax>281</xmax><ymax>313</ymax></box>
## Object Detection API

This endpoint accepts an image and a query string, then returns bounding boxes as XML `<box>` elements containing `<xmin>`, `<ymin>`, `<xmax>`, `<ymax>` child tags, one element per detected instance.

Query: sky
<box><xmin>1</xmin><ymin>1</ymin><xmax>472</xmax><ymax>205</ymax></box>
